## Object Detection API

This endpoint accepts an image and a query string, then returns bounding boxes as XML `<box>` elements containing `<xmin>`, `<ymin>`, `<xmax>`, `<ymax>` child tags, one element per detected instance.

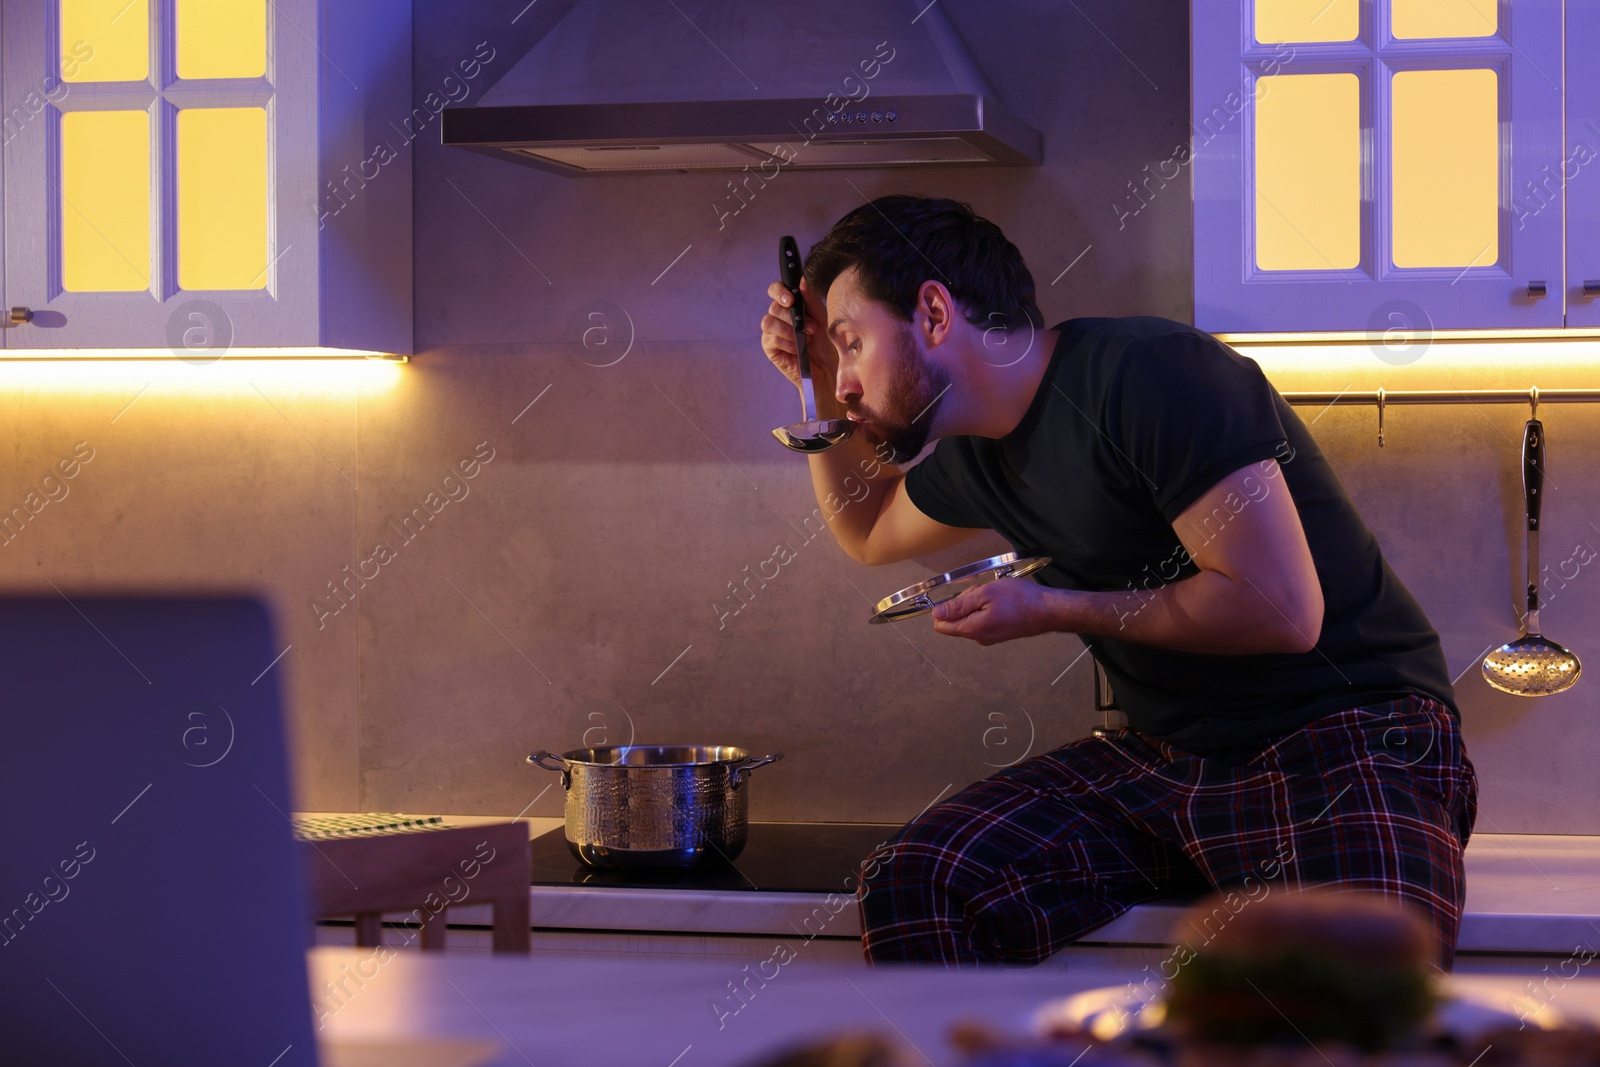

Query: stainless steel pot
<box><xmin>526</xmin><ymin>745</ymin><xmax>782</xmax><ymax>869</ymax></box>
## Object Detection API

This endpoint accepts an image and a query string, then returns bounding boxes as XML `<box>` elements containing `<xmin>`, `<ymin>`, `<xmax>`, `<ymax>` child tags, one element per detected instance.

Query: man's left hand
<box><xmin>931</xmin><ymin>579</ymin><xmax>1059</xmax><ymax>646</ymax></box>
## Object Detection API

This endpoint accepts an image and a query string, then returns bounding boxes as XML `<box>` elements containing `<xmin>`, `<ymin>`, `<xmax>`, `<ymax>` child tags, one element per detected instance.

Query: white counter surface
<box><xmin>306</xmin><ymin>815</ymin><xmax>1600</xmax><ymax>956</ymax></box>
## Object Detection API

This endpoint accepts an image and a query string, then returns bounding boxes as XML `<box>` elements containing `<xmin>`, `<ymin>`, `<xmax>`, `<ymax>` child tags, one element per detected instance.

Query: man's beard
<box><xmin>849</xmin><ymin>324</ymin><xmax>951</xmax><ymax>466</ymax></box>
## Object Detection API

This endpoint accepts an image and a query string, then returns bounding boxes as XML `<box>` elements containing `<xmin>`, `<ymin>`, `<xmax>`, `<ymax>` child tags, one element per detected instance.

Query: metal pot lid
<box><xmin>869</xmin><ymin>551</ymin><xmax>1051</xmax><ymax>624</ymax></box>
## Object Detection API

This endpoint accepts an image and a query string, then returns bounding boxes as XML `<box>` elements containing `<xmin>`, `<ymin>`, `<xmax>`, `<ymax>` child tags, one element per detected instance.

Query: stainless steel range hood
<box><xmin>440</xmin><ymin>0</ymin><xmax>1041</xmax><ymax>174</ymax></box>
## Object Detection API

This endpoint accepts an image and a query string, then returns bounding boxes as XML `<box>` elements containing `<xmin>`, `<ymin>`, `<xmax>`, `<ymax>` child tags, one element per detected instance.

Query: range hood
<box><xmin>440</xmin><ymin>0</ymin><xmax>1041</xmax><ymax>174</ymax></box>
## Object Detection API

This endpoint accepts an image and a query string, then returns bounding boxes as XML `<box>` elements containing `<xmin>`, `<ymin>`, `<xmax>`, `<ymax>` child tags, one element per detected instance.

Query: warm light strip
<box><xmin>0</xmin><ymin>357</ymin><xmax>404</xmax><ymax>393</ymax></box>
<box><xmin>1</xmin><ymin>347</ymin><xmax>406</xmax><ymax>361</ymax></box>
<box><xmin>1218</xmin><ymin>329</ymin><xmax>1600</xmax><ymax>344</ymax></box>
<box><xmin>1221</xmin><ymin>334</ymin><xmax>1600</xmax><ymax>394</ymax></box>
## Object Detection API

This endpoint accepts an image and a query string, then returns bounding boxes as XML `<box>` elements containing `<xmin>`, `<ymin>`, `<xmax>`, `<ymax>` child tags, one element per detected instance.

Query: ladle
<box><xmin>1483</xmin><ymin>417</ymin><xmax>1582</xmax><ymax>696</ymax></box>
<box><xmin>771</xmin><ymin>235</ymin><xmax>854</xmax><ymax>453</ymax></box>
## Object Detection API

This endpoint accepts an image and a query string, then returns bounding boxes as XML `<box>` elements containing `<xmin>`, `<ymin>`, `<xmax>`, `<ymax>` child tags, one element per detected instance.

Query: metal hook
<box><xmin>1530</xmin><ymin>385</ymin><xmax>1539</xmax><ymax>420</ymax></box>
<box><xmin>1376</xmin><ymin>387</ymin><xmax>1386</xmax><ymax>448</ymax></box>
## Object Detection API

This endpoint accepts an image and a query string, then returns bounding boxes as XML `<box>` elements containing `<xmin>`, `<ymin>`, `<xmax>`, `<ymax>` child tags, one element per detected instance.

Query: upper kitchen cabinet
<box><xmin>1567</xmin><ymin>0</ymin><xmax>1600</xmax><ymax>327</ymax></box>
<box><xmin>0</xmin><ymin>0</ymin><xmax>412</xmax><ymax>354</ymax></box>
<box><xmin>1193</xmin><ymin>0</ymin><xmax>1564</xmax><ymax>333</ymax></box>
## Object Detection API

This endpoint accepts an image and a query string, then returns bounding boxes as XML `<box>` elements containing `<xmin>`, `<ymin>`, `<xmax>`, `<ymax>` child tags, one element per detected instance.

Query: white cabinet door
<box><xmin>1568</xmin><ymin>0</ymin><xmax>1600</xmax><ymax>327</ymax></box>
<box><xmin>0</xmin><ymin>0</ymin><xmax>405</xmax><ymax>355</ymax></box>
<box><xmin>1193</xmin><ymin>0</ymin><xmax>1565</xmax><ymax>334</ymax></box>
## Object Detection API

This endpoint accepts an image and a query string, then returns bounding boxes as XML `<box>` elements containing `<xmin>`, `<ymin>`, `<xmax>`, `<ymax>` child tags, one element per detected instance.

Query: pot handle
<box><xmin>527</xmin><ymin>750</ymin><xmax>566</xmax><ymax>772</ymax></box>
<box><xmin>527</xmin><ymin>750</ymin><xmax>572</xmax><ymax>790</ymax></box>
<box><xmin>730</xmin><ymin>752</ymin><xmax>783</xmax><ymax>790</ymax></box>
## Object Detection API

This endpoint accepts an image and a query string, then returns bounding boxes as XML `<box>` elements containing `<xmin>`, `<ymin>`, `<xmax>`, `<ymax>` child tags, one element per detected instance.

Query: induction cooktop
<box><xmin>528</xmin><ymin>822</ymin><xmax>901</xmax><ymax>892</ymax></box>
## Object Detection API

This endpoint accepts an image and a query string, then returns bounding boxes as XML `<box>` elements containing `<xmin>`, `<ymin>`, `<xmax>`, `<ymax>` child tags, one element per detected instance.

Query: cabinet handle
<box><xmin>7</xmin><ymin>306</ymin><xmax>32</xmax><ymax>325</ymax></box>
<box><xmin>1527</xmin><ymin>281</ymin><xmax>1548</xmax><ymax>298</ymax></box>
<box><xmin>1584</xmin><ymin>280</ymin><xmax>1600</xmax><ymax>296</ymax></box>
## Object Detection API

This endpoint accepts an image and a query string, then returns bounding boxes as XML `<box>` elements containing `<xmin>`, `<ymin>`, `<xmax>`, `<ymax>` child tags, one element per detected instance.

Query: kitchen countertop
<box><xmin>303</xmin><ymin>814</ymin><xmax>1600</xmax><ymax>956</ymax></box>
<box><xmin>1072</xmin><ymin>830</ymin><xmax>1600</xmax><ymax>953</ymax></box>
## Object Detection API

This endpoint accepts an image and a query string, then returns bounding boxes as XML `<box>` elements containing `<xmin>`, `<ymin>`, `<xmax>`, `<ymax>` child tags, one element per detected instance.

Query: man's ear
<box><xmin>916</xmin><ymin>280</ymin><xmax>958</xmax><ymax>346</ymax></box>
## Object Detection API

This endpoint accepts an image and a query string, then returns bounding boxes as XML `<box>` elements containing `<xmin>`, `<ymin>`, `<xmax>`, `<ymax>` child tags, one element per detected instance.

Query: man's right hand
<box><xmin>760</xmin><ymin>278</ymin><xmax>839</xmax><ymax>396</ymax></box>
<box><xmin>755</xmin><ymin>275</ymin><xmax>977</xmax><ymax>567</ymax></box>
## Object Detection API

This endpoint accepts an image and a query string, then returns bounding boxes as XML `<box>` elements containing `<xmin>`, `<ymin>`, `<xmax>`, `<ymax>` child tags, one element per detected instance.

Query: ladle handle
<box><xmin>1524</xmin><ymin>419</ymin><xmax>1544</xmax><ymax>532</ymax></box>
<box><xmin>1524</xmin><ymin>419</ymin><xmax>1544</xmax><ymax>619</ymax></box>
<box><xmin>779</xmin><ymin>235</ymin><xmax>803</xmax><ymax>292</ymax></box>
<box><xmin>779</xmin><ymin>235</ymin><xmax>816</xmax><ymax>421</ymax></box>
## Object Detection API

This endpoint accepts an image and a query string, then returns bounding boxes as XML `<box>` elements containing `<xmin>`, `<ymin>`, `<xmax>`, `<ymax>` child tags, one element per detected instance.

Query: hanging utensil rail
<box><xmin>1280</xmin><ymin>387</ymin><xmax>1600</xmax><ymax>407</ymax></box>
<box><xmin>1279</xmin><ymin>387</ymin><xmax>1599</xmax><ymax>446</ymax></box>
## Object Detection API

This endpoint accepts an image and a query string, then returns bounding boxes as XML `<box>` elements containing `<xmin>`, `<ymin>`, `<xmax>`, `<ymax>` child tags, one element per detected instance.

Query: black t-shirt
<box><xmin>903</xmin><ymin>316</ymin><xmax>1457</xmax><ymax>756</ymax></box>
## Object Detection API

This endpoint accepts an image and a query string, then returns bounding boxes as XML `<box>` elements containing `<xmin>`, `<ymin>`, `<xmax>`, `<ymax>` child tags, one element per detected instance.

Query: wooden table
<box><xmin>310</xmin><ymin>948</ymin><xmax>1600</xmax><ymax>1067</ymax></box>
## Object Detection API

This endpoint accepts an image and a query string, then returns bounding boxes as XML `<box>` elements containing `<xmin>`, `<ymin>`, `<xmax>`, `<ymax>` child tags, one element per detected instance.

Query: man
<box><xmin>758</xmin><ymin>196</ymin><xmax>1477</xmax><ymax>968</ymax></box>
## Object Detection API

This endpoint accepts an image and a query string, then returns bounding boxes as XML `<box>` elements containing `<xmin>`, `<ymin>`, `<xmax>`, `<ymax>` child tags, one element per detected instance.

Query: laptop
<box><xmin>0</xmin><ymin>595</ymin><xmax>318</xmax><ymax>1065</ymax></box>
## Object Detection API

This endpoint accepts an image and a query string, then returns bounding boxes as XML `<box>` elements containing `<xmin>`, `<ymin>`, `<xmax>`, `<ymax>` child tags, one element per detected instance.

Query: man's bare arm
<box><xmin>932</xmin><ymin>462</ymin><xmax>1324</xmax><ymax>653</ymax></box>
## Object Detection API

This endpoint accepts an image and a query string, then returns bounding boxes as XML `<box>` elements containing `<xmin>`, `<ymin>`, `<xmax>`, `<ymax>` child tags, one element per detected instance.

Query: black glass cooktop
<box><xmin>528</xmin><ymin>822</ymin><xmax>902</xmax><ymax>892</ymax></box>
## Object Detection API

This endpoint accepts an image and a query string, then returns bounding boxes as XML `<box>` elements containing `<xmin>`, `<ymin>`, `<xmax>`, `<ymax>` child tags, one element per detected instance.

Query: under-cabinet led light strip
<box><xmin>0</xmin><ymin>348</ymin><xmax>406</xmax><ymax>361</ymax></box>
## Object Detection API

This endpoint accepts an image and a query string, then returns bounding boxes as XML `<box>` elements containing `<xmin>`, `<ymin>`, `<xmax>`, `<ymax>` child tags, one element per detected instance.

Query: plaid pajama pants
<box><xmin>857</xmin><ymin>694</ymin><xmax>1478</xmax><ymax>968</ymax></box>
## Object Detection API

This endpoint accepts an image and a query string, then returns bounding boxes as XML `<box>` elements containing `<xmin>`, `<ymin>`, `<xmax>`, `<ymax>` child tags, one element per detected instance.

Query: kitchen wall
<box><xmin>4</xmin><ymin>0</ymin><xmax>1597</xmax><ymax>834</ymax></box>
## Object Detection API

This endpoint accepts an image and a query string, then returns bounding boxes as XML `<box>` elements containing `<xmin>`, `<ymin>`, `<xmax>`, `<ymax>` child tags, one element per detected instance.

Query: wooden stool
<box><xmin>302</xmin><ymin>821</ymin><xmax>531</xmax><ymax>953</ymax></box>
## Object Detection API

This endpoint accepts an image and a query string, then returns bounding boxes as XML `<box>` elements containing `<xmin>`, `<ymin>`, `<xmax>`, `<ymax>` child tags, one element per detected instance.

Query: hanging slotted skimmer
<box><xmin>1483</xmin><ymin>418</ymin><xmax>1582</xmax><ymax>696</ymax></box>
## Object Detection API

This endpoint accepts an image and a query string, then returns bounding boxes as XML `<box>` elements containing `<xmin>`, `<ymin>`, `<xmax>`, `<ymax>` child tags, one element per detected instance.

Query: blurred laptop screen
<box><xmin>0</xmin><ymin>595</ymin><xmax>317</xmax><ymax>1066</ymax></box>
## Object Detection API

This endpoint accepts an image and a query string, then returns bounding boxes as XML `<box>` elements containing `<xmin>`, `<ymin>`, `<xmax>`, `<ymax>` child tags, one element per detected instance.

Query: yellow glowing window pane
<box><xmin>61</xmin><ymin>110</ymin><xmax>150</xmax><ymax>292</ymax></box>
<box><xmin>60</xmin><ymin>0</ymin><xmax>149</xmax><ymax>82</ymax></box>
<box><xmin>1392</xmin><ymin>68</ymin><xmax>1499</xmax><ymax>268</ymax></box>
<box><xmin>176</xmin><ymin>0</ymin><xmax>267</xmax><ymax>80</ymax></box>
<box><xmin>1254</xmin><ymin>74</ymin><xmax>1361</xmax><ymax>271</ymax></box>
<box><xmin>177</xmin><ymin>108</ymin><xmax>269</xmax><ymax>290</ymax></box>
<box><xmin>1255</xmin><ymin>0</ymin><xmax>1358</xmax><ymax>42</ymax></box>
<box><xmin>1393</xmin><ymin>0</ymin><xmax>1496</xmax><ymax>39</ymax></box>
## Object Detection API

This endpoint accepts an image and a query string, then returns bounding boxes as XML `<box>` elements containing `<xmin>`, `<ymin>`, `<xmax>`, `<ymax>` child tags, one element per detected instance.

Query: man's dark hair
<box><xmin>803</xmin><ymin>195</ymin><xmax>1043</xmax><ymax>332</ymax></box>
